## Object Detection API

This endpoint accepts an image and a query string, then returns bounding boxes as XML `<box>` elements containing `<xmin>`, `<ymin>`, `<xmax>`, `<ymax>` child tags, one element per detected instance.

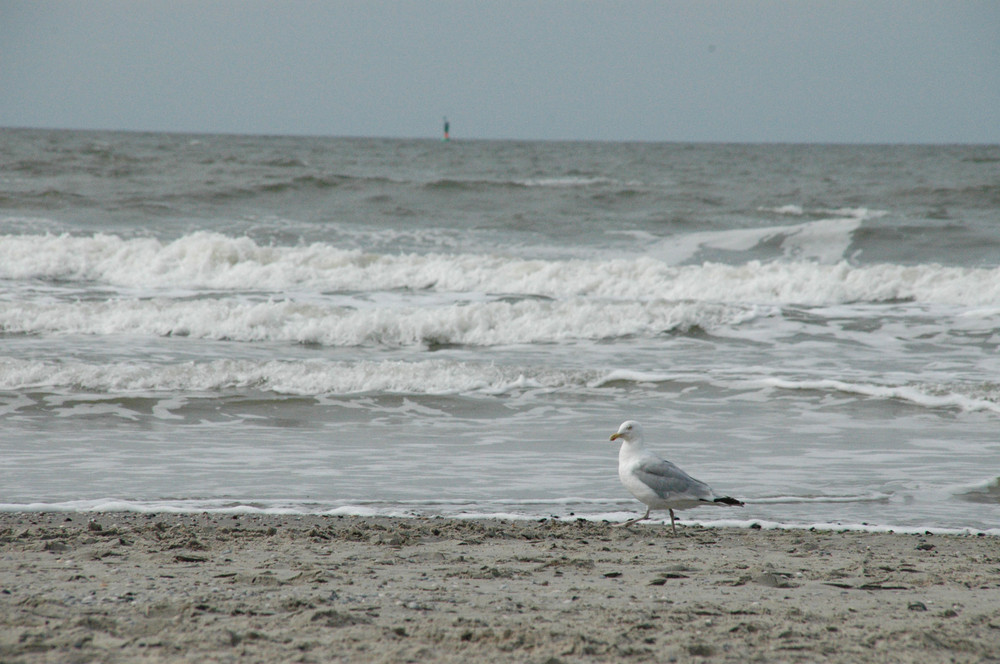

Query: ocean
<box><xmin>1</xmin><ymin>128</ymin><xmax>998</xmax><ymax>534</ymax></box>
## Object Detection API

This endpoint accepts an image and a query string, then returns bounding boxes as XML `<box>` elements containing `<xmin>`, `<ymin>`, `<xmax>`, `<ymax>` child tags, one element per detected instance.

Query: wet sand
<box><xmin>1</xmin><ymin>513</ymin><xmax>997</xmax><ymax>663</ymax></box>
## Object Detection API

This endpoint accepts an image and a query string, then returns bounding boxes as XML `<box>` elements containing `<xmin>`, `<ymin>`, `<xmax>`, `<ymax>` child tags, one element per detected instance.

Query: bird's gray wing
<box><xmin>632</xmin><ymin>457</ymin><xmax>714</xmax><ymax>501</ymax></box>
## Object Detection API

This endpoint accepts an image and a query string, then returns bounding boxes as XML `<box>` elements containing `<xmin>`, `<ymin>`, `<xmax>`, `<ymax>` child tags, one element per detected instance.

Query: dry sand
<box><xmin>0</xmin><ymin>513</ymin><xmax>998</xmax><ymax>663</ymax></box>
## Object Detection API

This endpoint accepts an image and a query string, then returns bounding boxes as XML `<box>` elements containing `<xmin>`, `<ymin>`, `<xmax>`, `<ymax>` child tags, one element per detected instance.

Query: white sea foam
<box><xmin>760</xmin><ymin>205</ymin><xmax>885</xmax><ymax>219</ymax></box>
<box><xmin>679</xmin><ymin>518</ymin><xmax>999</xmax><ymax>537</ymax></box>
<box><xmin>589</xmin><ymin>369</ymin><xmax>678</xmax><ymax>386</ymax></box>
<box><xmin>755</xmin><ymin>377</ymin><xmax>1000</xmax><ymax>414</ymax></box>
<box><xmin>0</xmin><ymin>297</ymin><xmax>762</xmax><ymax>346</ymax></box>
<box><xmin>5</xmin><ymin>232</ymin><xmax>998</xmax><ymax>306</ymax></box>
<box><xmin>519</xmin><ymin>176</ymin><xmax>617</xmax><ymax>187</ymax></box>
<box><xmin>0</xmin><ymin>357</ymin><xmax>611</xmax><ymax>396</ymax></box>
<box><xmin>765</xmin><ymin>204</ymin><xmax>806</xmax><ymax>216</ymax></box>
<box><xmin>0</xmin><ymin>499</ymin><xmax>318</xmax><ymax>516</ymax></box>
<box><xmin>749</xmin><ymin>493</ymin><xmax>893</xmax><ymax>505</ymax></box>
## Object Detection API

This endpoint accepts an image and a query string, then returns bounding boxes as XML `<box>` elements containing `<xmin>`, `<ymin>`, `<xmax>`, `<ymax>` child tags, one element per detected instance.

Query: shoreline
<box><xmin>2</xmin><ymin>503</ymin><xmax>996</xmax><ymax>539</ymax></box>
<box><xmin>1</xmin><ymin>513</ymin><xmax>997</xmax><ymax>663</ymax></box>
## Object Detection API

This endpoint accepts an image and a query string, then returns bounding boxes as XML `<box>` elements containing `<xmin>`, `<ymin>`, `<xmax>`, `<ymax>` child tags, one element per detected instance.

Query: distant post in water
<box><xmin>443</xmin><ymin>117</ymin><xmax>450</xmax><ymax>142</ymax></box>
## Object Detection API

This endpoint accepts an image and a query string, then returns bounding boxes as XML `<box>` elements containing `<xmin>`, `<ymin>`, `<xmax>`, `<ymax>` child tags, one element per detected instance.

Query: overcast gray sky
<box><xmin>2</xmin><ymin>1</ymin><xmax>998</xmax><ymax>143</ymax></box>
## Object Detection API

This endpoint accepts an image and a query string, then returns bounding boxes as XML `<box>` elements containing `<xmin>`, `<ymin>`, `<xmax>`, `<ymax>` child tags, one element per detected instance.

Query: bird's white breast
<box><xmin>618</xmin><ymin>447</ymin><xmax>663</xmax><ymax>506</ymax></box>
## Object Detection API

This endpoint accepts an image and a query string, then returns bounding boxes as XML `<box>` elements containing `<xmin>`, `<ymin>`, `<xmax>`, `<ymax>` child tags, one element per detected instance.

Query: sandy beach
<box><xmin>0</xmin><ymin>513</ymin><xmax>997</xmax><ymax>663</ymax></box>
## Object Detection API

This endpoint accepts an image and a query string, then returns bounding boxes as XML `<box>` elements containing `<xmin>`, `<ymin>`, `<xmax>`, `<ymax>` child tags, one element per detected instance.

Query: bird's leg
<box><xmin>669</xmin><ymin>509</ymin><xmax>677</xmax><ymax>536</ymax></box>
<box><xmin>618</xmin><ymin>507</ymin><xmax>651</xmax><ymax>528</ymax></box>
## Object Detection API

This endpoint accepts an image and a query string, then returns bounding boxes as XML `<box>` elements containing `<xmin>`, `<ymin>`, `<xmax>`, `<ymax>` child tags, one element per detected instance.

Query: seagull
<box><xmin>610</xmin><ymin>420</ymin><xmax>744</xmax><ymax>534</ymax></box>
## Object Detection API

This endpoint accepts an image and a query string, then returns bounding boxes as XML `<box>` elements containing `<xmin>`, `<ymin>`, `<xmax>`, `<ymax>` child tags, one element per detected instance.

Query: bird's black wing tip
<box><xmin>714</xmin><ymin>496</ymin><xmax>745</xmax><ymax>507</ymax></box>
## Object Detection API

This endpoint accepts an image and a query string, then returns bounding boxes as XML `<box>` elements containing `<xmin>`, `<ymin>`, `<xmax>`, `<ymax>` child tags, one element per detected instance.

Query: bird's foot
<box><xmin>617</xmin><ymin>511</ymin><xmax>651</xmax><ymax>528</ymax></box>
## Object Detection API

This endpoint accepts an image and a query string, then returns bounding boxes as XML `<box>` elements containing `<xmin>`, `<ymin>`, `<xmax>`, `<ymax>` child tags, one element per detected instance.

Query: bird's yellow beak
<box><xmin>610</xmin><ymin>432</ymin><xmax>621</xmax><ymax>441</ymax></box>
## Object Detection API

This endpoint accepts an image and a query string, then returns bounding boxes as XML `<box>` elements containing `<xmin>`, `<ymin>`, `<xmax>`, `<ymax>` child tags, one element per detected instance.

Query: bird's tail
<box><xmin>714</xmin><ymin>496</ymin><xmax>745</xmax><ymax>507</ymax></box>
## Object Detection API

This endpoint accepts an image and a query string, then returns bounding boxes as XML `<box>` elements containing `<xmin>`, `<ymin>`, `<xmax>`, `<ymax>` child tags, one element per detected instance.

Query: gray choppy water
<box><xmin>1</xmin><ymin>129</ymin><xmax>999</xmax><ymax>533</ymax></box>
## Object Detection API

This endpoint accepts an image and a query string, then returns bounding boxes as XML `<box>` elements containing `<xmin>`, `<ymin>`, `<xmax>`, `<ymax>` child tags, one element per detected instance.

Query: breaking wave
<box><xmin>3</xmin><ymin>232</ymin><xmax>1000</xmax><ymax>306</ymax></box>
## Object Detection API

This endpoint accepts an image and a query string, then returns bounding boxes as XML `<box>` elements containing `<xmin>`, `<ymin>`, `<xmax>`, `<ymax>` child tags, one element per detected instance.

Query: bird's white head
<box><xmin>609</xmin><ymin>420</ymin><xmax>644</xmax><ymax>445</ymax></box>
